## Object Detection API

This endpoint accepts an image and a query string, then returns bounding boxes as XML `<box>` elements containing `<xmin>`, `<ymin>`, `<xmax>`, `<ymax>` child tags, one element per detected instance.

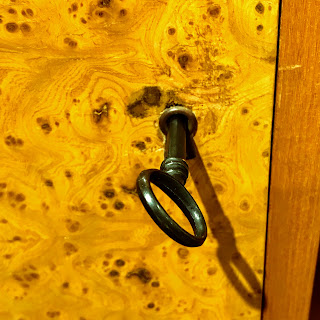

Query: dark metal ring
<box><xmin>136</xmin><ymin>169</ymin><xmax>207</xmax><ymax>247</ymax></box>
<box><xmin>159</xmin><ymin>106</ymin><xmax>198</xmax><ymax>137</ymax></box>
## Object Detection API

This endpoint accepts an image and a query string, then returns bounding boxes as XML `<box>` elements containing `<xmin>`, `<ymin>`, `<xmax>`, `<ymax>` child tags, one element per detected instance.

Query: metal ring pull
<box><xmin>136</xmin><ymin>106</ymin><xmax>207</xmax><ymax>247</ymax></box>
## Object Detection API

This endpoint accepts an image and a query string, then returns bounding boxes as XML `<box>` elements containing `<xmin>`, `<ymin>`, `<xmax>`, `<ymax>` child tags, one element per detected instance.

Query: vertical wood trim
<box><xmin>263</xmin><ymin>0</ymin><xmax>320</xmax><ymax>319</ymax></box>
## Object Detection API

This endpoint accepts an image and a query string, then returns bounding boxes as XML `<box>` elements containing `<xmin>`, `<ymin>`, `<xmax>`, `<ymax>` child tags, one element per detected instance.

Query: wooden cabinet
<box><xmin>1</xmin><ymin>1</ymin><xmax>318</xmax><ymax>320</ymax></box>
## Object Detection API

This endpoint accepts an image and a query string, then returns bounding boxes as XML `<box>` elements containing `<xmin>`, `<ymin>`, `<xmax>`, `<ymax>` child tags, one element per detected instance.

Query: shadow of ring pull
<box><xmin>136</xmin><ymin>106</ymin><xmax>207</xmax><ymax>247</ymax></box>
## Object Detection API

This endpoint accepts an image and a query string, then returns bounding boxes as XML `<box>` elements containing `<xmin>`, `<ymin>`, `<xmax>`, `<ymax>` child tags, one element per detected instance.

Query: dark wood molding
<box><xmin>263</xmin><ymin>1</ymin><xmax>320</xmax><ymax>319</ymax></box>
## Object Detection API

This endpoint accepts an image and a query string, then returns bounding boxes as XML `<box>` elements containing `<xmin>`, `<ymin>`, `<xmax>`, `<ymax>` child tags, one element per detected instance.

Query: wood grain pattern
<box><xmin>263</xmin><ymin>1</ymin><xmax>320</xmax><ymax>319</ymax></box>
<box><xmin>0</xmin><ymin>0</ymin><xmax>278</xmax><ymax>319</ymax></box>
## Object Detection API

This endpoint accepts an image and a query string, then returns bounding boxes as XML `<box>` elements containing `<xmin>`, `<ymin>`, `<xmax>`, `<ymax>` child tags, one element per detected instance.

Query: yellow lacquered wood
<box><xmin>0</xmin><ymin>0</ymin><xmax>278</xmax><ymax>319</ymax></box>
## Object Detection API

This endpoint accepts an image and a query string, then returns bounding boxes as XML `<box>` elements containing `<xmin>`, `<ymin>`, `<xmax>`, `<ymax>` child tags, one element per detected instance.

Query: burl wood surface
<box><xmin>0</xmin><ymin>1</ymin><xmax>278</xmax><ymax>319</ymax></box>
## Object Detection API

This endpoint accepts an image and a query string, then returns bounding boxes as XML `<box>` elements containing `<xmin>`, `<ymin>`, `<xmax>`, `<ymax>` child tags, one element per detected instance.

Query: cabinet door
<box><xmin>0</xmin><ymin>1</ymin><xmax>279</xmax><ymax>319</ymax></box>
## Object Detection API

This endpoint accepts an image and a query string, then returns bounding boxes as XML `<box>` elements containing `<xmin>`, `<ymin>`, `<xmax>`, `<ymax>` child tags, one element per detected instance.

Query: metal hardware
<box><xmin>136</xmin><ymin>105</ymin><xmax>207</xmax><ymax>247</ymax></box>
<box><xmin>159</xmin><ymin>106</ymin><xmax>197</xmax><ymax>160</ymax></box>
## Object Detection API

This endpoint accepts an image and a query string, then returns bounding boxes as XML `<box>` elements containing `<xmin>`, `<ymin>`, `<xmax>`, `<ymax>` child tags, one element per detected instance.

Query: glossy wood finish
<box><xmin>263</xmin><ymin>1</ymin><xmax>320</xmax><ymax>319</ymax></box>
<box><xmin>0</xmin><ymin>0</ymin><xmax>278</xmax><ymax>319</ymax></box>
